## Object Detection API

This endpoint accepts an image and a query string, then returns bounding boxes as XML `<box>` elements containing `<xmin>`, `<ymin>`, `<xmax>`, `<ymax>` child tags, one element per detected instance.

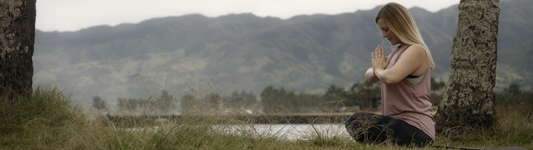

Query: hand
<box><xmin>371</xmin><ymin>46</ymin><xmax>389</xmax><ymax>71</ymax></box>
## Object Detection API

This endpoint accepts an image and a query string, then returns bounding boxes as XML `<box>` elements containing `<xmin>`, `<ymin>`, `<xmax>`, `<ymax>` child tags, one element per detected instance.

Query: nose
<box><xmin>382</xmin><ymin>31</ymin><xmax>387</xmax><ymax>38</ymax></box>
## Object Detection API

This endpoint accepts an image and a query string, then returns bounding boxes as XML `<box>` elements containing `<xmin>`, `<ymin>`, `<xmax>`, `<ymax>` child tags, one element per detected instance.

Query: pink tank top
<box><xmin>381</xmin><ymin>44</ymin><xmax>435</xmax><ymax>140</ymax></box>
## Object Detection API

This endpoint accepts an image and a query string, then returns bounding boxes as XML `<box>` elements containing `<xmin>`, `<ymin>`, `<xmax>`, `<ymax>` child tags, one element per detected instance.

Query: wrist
<box><xmin>373</xmin><ymin>68</ymin><xmax>384</xmax><ymax>78</ymax></box>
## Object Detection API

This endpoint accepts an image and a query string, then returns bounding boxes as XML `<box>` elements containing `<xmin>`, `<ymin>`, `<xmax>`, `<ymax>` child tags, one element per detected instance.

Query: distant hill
<box><xmin>33</xmin><ymin>0</ymin><xmax>533</xmax><ymax>107</ymax></box>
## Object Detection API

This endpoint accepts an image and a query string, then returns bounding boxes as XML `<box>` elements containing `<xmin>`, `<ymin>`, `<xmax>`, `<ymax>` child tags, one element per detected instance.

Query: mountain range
<box><xmin>33</xmin><ymin>0</ymin><xmax>533</xmax><ymax>109</ymax></box>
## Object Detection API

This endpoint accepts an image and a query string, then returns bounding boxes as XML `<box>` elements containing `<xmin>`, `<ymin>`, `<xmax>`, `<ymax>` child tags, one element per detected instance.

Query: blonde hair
<box><xmin>375</xmin><ymin>2</ymin><xmax>435</xmax><ymax>70</ymax></box>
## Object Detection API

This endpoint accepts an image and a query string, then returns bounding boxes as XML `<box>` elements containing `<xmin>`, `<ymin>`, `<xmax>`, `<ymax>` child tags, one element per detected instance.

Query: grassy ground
<box><xmin>1</xmin><ymin>86</ymin><xmax>532</xmax><ymax>150</ymax></box>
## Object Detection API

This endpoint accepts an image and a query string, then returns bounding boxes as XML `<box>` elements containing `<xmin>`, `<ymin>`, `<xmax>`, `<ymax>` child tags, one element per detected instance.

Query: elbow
<box><xmin>365</xmin><ymin>77</ymin><xmax>374</xmax><ymax>84</ymax></box>
<box><xmin>365</xmin><ymin>72</ymin><xmax>377</xmax><ymax>84</ymax></box>
<box><xmin>366</xmin><ymin>78</ymin><xmax>377</xmax><ymax>84</ymax></box>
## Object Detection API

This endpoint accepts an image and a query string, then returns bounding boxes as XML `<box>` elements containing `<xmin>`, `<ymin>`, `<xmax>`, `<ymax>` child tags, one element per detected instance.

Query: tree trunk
<box><xmin>0</xmin><ymin>0</ymin><xmax>36</xmax><ymax>102</ymax></box>
<box><xmin>434</xmin><ymin>0</ymin><xmax>500</xmax><ymax>136</ymax></box>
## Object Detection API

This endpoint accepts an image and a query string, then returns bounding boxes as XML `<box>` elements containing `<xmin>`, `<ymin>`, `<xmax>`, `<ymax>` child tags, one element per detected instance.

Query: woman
<box><xmin>345</xmin><ymin>2</ymin><xmax>435</xmax><ymax>147</ymax></box>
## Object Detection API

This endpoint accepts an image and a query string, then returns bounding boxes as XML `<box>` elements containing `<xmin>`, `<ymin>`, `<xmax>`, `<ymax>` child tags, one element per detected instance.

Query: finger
<box><xmin>380</xmin><ymin>47</ymin><xmax>385</xmax><ymax>58</ymax></box>
<box><xmin>375</xmin><ymin>47</ymin><xmax>379</xmax><ymax>57</ymax></box>
<box><xmin>379</xmin><ymin>46</ymin><xmax>384</xmax><ymax>57</ymax></box>
<box><xmin>376</xmin><ymin>48</ymin><xmax>381</xmax><ymax>58</ymax></box>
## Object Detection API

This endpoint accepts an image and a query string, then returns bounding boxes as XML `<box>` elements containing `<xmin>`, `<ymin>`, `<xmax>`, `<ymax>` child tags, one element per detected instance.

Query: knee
<box><xmin>345</xmin><ymin>112</ymin><xmax>373</xmax><ymax>128</ymax></box>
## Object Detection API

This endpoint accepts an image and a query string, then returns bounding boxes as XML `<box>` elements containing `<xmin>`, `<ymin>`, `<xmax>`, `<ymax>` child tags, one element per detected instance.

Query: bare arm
<box><xmin>373</xmin><ymin>44</ymin><xmax>428</xmax><ymax>85</ymax></box>
<box><xmin>365</xmin><ymin>68</ymin><xmax>380</xmax><ymax>84</ymax></box>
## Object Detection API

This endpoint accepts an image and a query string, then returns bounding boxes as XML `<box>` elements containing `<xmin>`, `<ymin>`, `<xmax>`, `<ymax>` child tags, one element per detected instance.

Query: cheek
<box><xmin>388</xmin><ymin>31</ymin><xmax>396</xmax><ymax>38</ymax></box>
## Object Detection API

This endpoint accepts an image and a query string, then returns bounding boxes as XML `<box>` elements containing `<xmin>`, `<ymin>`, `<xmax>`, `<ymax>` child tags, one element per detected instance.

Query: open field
<box><xmin>1</xmin><ymin>86</ymin><xmax>532</xmax><ymax>149</ymax></box>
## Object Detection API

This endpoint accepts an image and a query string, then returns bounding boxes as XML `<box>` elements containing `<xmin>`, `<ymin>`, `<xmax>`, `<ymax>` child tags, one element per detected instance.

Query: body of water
<box><xmin>214</xmin><ymin>124</ymin><xmax>351</xmax><ymax>140</ymax></box>
<box><xmin>128</xmin><ymin>123</ymin><xmax>352</xmax><ymax>140</ymax></box>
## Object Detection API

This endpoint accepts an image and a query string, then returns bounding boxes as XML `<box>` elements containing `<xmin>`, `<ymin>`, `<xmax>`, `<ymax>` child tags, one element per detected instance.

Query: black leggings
<box><xmin>344</xmin><ymin>112</ymin><xmax>433</xmax><ymax>147</ymax></box>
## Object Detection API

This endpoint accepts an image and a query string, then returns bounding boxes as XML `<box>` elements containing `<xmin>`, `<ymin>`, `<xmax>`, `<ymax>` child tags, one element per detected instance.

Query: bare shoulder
<box><xmin>404</xmin><ymin>44</ymin><xmax>427</xmax><ymax>58</ymax></box>
<box><xmin>406</xmin><ymin>44</ymin><xmax>426</xmax><ymax>53</ymax></box>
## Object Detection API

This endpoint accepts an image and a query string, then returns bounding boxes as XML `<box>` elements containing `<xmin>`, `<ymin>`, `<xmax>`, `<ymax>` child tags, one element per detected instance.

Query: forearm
<box><xmin>373</xmin><ymin>68</ymin><xmax>400</xmax><ymax>85</ymax></box>
<box><xmin>365</xmin><ymin>68</ymin><xmax>380</xmax><ymax>83</ymax></box>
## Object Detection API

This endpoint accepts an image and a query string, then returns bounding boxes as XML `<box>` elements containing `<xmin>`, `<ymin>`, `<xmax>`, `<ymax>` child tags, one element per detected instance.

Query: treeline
<box><xmin>260</xmin><ymin>77</ymin><xmax>447</xmax><ymax>114</ymax></box>
<box><xmin>496</xmin><ymin>83</ymin><xmax>533</xmax><ymax>114</ymax></box>
<box><xmin>116</xmin><ymin>90</ymin><xmax>175</xmax><ymax>115</ymax></box>
<box><xmin>180</xmin><ymin>91</ymin><xmax>259</xmax><ymax>114</ymax></box>
<box><xmin>92</xmin><ymin>78</ymin><xmax>532</xmax><ymax>115</ymax></box>
<box><xmin>92</xmin><ymin>90</ymin><xmax>176</xmax><ymax>115</ymax></box>
<box><xmin>260</xmin><ymin>86</ymin><xmax>323</xmax><ymax>114</ymax></box>
<box><xmin>259</xmin><ymin>82</ymin><xmax>380</xmax><ymax>114</ymax></box>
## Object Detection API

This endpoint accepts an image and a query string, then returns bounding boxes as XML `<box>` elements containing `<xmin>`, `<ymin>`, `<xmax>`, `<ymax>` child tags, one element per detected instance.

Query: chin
<box><xmin>388</xmin><ymin>40</ymin><xmax>399</xmax><ymax>45</ymax></box>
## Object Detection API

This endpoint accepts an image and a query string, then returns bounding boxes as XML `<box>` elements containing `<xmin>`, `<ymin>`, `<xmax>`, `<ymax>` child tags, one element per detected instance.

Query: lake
<box><xmin>128</xmin><ymin>123</ymin><xmax>352</xmax><ymax>140</ymax></box>
<box><xmin>213</xmin><ymin>124</ymin><xmax>351</xmax><ymax>140</ymax></box>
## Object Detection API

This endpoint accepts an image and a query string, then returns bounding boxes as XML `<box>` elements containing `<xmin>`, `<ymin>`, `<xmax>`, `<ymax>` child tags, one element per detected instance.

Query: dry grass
<box><xmin>432</xmin><ymin>109</ymin><xmax>533</xmax><ymax>149</ymax></box>
<box><xmin>1</xmin><ymin>86</ymin><xmax>532</xmax><ymax>149</ymax></box>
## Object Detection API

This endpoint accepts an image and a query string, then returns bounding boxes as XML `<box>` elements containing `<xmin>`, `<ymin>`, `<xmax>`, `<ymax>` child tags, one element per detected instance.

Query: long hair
<box><xmin>375</xmin><ymin>2</ymin><xmax>435</xmax><ymax>70</ymax></box>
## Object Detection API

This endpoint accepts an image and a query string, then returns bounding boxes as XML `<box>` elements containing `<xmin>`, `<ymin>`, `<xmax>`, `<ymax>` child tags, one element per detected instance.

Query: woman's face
<box><xmin>377</xmin><ymin>19</ymin><xmax>401</xmax><ymax>45</ymax></box>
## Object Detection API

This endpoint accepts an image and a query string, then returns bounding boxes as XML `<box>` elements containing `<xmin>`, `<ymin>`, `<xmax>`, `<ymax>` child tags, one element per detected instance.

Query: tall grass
<box><xmin>433</xmin><ymin>108</ymin><xmax>533</xmax><ymax>149</ymax></box>
<box><xmin>0</xmin><ymin>86</ymin><xmax>83</xmax><ymax>134</ymax></box>
<box><xmin>1</xmin><ymin>86</ymin><xmax>532</xmax><ymax>149</ymax></box>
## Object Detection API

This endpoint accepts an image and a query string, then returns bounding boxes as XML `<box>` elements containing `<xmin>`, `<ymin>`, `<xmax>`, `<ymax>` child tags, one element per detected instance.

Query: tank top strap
<box><xmin>388</xmin><ymin>44</ymin><xmax>411</xmax><ymax>68</ymax></box>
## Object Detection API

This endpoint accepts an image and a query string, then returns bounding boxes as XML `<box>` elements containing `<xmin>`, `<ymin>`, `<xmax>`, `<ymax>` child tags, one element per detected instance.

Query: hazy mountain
<box><xmin>33</xmin><ymin>0</ymin><xmax>533</xmax><ymax>108</ymax></box>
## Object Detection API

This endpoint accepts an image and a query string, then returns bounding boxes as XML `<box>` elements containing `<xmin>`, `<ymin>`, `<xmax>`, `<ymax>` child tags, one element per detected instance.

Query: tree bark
<box><xmin>0</xmin><ymin>0</ymin><xmax>36</xmax><ymax>102</ymax></box>
<box><xmin>434</xmin><ymin>0</ymin><xmax>499</xmax><ymax>136</ymax></box>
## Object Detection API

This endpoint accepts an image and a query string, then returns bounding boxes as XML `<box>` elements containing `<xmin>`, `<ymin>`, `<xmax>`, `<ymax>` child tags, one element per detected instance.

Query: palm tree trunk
<box><xmin>434</xmin><ymin>0</ymin><xmax>500</xmax><ymax>136</ymax></box>
<box><xmin>0</xmin><ymin>0</ymin><xmax>36</xmax><ymax>102</ymax></box>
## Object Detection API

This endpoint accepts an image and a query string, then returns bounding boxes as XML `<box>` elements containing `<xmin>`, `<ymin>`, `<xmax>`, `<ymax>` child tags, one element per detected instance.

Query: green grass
<box><xmin>1</xmin><ymin>86</ymin><xmax>532</xmax><ymax>149</ymax></box>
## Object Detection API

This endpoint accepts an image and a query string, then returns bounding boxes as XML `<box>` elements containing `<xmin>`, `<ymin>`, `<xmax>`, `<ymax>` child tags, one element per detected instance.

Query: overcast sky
<box><xmin>36</xmin><ymin>0</ymin><xmax>460</xmax><ymax>32</ymax></box>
